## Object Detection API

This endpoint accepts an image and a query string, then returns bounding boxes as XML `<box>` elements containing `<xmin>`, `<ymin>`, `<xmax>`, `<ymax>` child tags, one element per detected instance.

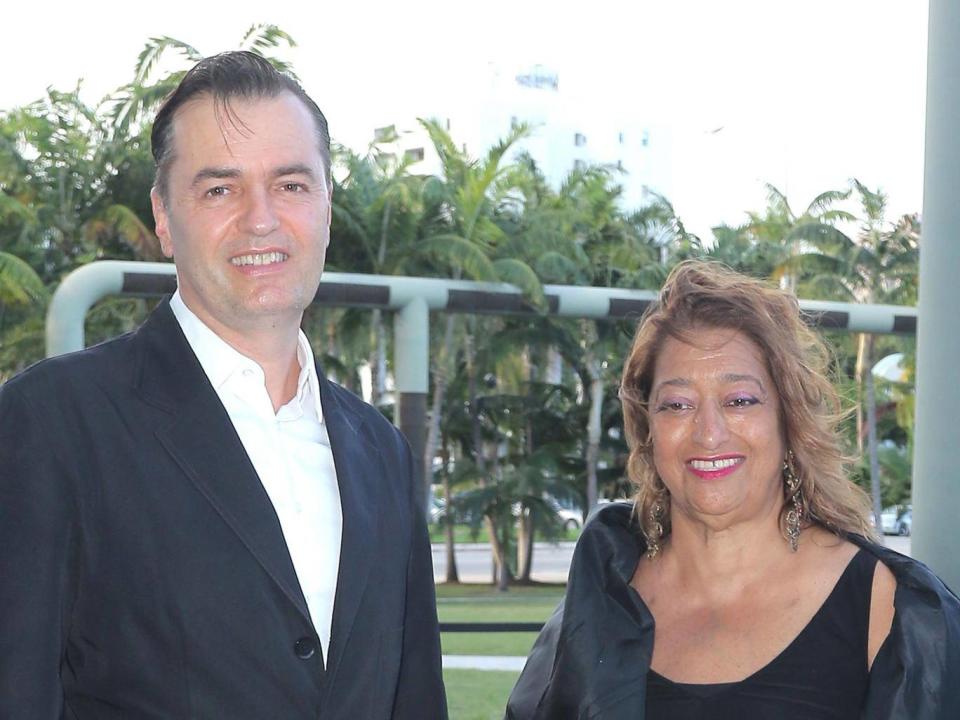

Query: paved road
<box><xmin>433</xmin><ymin>541</ymin><xmax>575</xmax><ymax>583</ymax></box>
<box><xmin>432</xmin><ymin>536</ymin><xmax>912</xmax><ymax>584</ymax></box>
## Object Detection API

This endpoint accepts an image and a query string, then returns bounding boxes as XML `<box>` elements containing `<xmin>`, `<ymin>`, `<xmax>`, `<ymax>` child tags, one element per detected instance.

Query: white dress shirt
<box><xmin>170</xmin><ymin>291</ymin><xmax>342</xmax><ymax>661</ymax></box>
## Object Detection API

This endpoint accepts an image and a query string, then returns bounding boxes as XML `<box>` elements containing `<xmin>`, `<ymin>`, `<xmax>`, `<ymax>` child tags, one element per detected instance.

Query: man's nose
<box><xmin>240</xmin><ymin>187</ymin><xmax>280</xmax><ymax>236</ymax></box>
<box><xmin>692</xmin><ymin>402</ymin><xmax>730</xmax><ymax>449</ymax></box>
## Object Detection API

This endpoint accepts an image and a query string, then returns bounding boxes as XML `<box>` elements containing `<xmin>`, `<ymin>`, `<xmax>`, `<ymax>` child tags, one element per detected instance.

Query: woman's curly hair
<box><xmin>619</xmin><ymin>260</ymin><xmax>875</xmax><ymax>549</ymax></box>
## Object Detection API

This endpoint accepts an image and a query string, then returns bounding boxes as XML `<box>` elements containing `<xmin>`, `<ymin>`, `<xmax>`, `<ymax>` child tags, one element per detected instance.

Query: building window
<box><xmin>574</xmin><ymin>132</ymin><xmax>587</xmax><ymax>147</ymax></box>
<box><xmin>641</xmin><ymin>130</ymin><xmax>650</xmax><ymax>147</ymax></box>
<box><xmin>374</xmin><ymin>125</ymin><xmax>396</xmax><ymax>143</ymax></box>
<box><xmin>510</xmin><ymin>115</ymin><xmax>519</xmax><ymax>129</ymax></box>
<box><xmin>573</xmin><ymin>159</ymin><xmax>586</xmax><ymax>171</ymax></box>
<box><xmin>405</xmin><ymin>147</ymin><xmax>425</xmax><ymax>162</ymax></box>
<box><xmin>618</xmin><ymin>132</ymin><xmax>625</xmax><ymax>144</ymax></box>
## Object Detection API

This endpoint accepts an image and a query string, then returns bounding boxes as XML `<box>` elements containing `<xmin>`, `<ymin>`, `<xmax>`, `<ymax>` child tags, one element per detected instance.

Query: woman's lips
<box><xmin>686</xmin><ymin>456</ymin><xmax>745</xmax><ymax>480</ymax></box>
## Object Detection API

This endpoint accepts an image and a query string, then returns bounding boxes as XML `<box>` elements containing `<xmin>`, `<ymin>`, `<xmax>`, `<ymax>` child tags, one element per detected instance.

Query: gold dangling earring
<box><xmin>783</xmin><ymin>449</ymin><xmax>804</xmax><ymax>552</ymax></box>
<box><xmin>646</xmin><ymin>490</ymin><xmax>667</xmax><ymax>560</ymax></box>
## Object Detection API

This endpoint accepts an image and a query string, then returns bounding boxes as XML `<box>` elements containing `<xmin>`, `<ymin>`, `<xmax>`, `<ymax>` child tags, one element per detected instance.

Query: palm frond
<box><xmin>804</xmin><ymin>188</ymin><xmax>851</xmax><ymax>217</ymax></box>
<box><xmin>492</xmin><ymin>258</ymin><xmax>545</xmax><ymax>309</ymax></box>
<box><xmin>133</xmin><ymin>37</ymin><xmax>201</xmax><ymax>86</ymax></box>
<box><xmin>0</xmin><ymin>251</ymin><xmax>47</xmax><ymax>306</ymax></box>
<box><xmin>418</xmin><ymin>233</ymin><xmax>497</xmax><ymax>281</ymax></box>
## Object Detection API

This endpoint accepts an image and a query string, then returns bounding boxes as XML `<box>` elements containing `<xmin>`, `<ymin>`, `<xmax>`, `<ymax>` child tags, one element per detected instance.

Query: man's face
<box><xmin>151</xmin><ymin>92</ymin><xmax>331</xmax><ymax>343</ymax></box>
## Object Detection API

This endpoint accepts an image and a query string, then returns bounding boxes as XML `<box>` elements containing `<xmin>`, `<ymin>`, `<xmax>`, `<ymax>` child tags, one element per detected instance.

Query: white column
<box><xmin>912</xmin><ymin>0</ymin><xmax>960</xmax><ymax>590</ymax></box>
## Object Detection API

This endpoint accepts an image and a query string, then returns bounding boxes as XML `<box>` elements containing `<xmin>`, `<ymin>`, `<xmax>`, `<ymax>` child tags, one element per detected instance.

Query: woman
<box><xmin>506</xmin><ymin>261</ymin><xmax>960</xmax><ymax>719</ymax></box>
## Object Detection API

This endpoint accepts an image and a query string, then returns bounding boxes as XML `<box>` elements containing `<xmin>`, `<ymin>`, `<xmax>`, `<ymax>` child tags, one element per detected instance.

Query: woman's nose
<box><xmin>692</xmin><ymin>402</ymin><xmax>731</xmax><ymax>449</ymax></box>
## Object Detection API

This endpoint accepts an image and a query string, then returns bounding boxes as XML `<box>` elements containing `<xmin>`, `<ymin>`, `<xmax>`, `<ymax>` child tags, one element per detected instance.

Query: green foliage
<box><xmin>0</xmin><ymin>26</ymin><xmax>920</xmax><ymax>557</ymax></box>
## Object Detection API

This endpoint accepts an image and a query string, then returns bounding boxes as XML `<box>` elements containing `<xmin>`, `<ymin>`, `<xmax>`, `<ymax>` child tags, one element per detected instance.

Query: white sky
<box><xmin>3</xmin><ymin>0</ymin><xmax>928</xmax><ymax>241</ymax></box>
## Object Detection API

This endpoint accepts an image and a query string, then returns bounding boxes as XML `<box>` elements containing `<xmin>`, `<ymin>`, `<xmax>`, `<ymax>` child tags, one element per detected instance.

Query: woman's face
<box><xmin>648</xmin><ymin>327</ymin><xmax>786</xmax><ymax>531</ymax></box>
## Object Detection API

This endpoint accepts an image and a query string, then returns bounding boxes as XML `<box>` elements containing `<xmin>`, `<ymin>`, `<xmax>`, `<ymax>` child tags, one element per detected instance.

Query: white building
<box><xmin>369</xmin><ymin>64</ymin><xmax>673</xmax><ymax>211</ymax></box>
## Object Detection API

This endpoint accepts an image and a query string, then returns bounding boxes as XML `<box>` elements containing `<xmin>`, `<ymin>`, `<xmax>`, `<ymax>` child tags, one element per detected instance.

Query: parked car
<box><xmin>895</xmin><ymin>508</ymin><xmax>912</xmax><ymax>536</ymax></box>
<box><xmin>880</xmin><ymin>505</ymin><xmax>912</xmax><ymax>536</ymax></box>
<box><xmin>879</xmin><ymin>507</ymin><xmax>898</xmax><ymax>534</ymax></box>
<box><xmin>556</xmin><ymin>505</ymin><xmax>582</xmax><ymax>531</ymax></box>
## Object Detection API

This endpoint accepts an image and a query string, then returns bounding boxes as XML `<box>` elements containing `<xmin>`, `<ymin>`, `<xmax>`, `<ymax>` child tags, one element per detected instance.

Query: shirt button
<box><xmin>294</xmin><ymin>636</ymin><xmax>318</xmax><ymax>659</ymax></box>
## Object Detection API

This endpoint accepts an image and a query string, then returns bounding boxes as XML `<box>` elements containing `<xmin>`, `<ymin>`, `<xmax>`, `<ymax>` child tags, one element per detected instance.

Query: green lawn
<box><xmin>436</xmin><ymin>584</ymin><xmax>564</xmax><ymax>716</ymax></box>
<box><xmin>436</xmin><ymin>582</ymin><xmax>564</xmax><ymax>656</ymax></box>
<box><xmin>444</xmin><ymin>669</ymin><xmax>520</xmax><ymax>720</ymax></box>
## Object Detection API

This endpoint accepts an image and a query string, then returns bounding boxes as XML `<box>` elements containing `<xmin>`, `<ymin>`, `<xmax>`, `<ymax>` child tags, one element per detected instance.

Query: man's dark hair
<box><xmin>150</xmin><ymin>50</ymin><xmax>331</xmax><ymax>200</ymax></box>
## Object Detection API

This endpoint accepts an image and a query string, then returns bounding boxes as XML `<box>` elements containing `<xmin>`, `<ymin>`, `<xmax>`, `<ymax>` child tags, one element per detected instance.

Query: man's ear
<box><xmin>151</xmin><ymin>187</ymin><xmax>174</xmax><ymax>259</ymax></box>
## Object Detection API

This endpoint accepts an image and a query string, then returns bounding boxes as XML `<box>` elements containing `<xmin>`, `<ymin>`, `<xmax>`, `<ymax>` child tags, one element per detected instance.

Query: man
<box><xmin>0</xmin><ymin>51</ymin><xmax>447</xmax><ymax>719</ymax></box>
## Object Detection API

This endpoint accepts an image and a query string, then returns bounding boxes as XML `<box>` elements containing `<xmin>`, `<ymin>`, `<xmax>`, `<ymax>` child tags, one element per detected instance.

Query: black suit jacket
<box><xmin>0</xmin><ymin>300</ymin><xmax>447</xmax><ymax>719</ymax></box>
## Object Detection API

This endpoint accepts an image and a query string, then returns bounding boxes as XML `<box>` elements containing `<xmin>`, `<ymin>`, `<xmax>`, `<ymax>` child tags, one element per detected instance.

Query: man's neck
<box><xmin>226</xmin><ymin>328</ymin><xmax>302</xmax><ymax>413</ymax></box>
<box><xmin>180</xmin><ymin>295</ymin><xmax>304</xmax><ymax>412</ymax></box>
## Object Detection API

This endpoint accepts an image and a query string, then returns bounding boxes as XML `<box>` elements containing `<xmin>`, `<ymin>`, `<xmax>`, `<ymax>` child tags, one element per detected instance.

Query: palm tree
<box><xmin>415</xmin><ymin>119</ymin><xmax>544</xmax><ymax>589</ymax></box>
<box><xmin>109</xmin><ymin>24</ymin><xmax>298</xmax><ymax>139</ymax></box>
<box><xmin>551</xmin><ymin>166</ymin><xmax>676</xmax><ymax>512</ymax></box>
<box><xmin>331</xmin><ymin>142</ymin><xmax>428</xmax><ymax>404</ymax></box>
<box><xmin>787</xmin><ymin>180</ymin><xmax>919</xmax><ymax>530</ymax></box>
<box><xmin>699</xmin><ymin>184</ymin><xmax>854</xmax><ymax>285</ymax></box>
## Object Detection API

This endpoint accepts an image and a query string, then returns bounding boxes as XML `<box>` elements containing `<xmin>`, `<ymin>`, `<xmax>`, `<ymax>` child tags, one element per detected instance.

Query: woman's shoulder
<box><xmin>845</xmin><ymin>531</ymin><xmax>958</xmax><ymax>601</ymax></box>
<box><xmin>573</xmin><ymin>501</ymin><xmax>644</xmax><ymax>580</ymax></box>
<box><xmin>849</xmin><ymin>534</ymin><xmax>960</xmax><ymax>718</ymax></box>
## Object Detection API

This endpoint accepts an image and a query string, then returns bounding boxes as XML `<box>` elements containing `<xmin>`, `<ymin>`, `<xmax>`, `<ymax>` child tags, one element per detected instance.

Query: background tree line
<box><xmin>0</xmin><ymin>27</ymin><xmax>919</xmax><ymax>589</ymax></box>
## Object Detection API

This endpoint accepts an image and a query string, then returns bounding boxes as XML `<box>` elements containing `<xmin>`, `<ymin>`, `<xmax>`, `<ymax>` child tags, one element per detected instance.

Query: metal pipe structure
<box><xmin>47</xmin><ymin>261</ymin><xmax>919</xmax><ymax>356</ymax></box>
<box><xmin>913</xmin><ymin>0</ymin><xmax>960</xmax><ymax>590</ymax></box>
<box><xmin>46</xmin><ymin>260</ymin><xmax>920</xmax><ymax>511</ymax></box>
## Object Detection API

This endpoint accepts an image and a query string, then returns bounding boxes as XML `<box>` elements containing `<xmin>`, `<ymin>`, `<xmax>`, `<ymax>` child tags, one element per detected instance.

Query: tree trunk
<box><xmin>369</xmin><ymin>308</ymin><xmax>387</xmax><ymax>406</ymax></box>
<box><xmin>325</xmin><ymin>311</ymin><xmax>340</xmax><ymax>384</ymax></box>
<box><xmin>517</xmin><ymin>507</ymin><xmax>535</xmax><ymax>583</ymax></box>
<box><xmin>517</xmin><ymin>346</ymin><xmax>536</xmax><ymax>583</ymax></box>
<box><xmin>497</xmin><ymin>518</ymin><xmax>512</xmax><ymax>592</ymax></box>
<box><xmin>854</xmin><ymin>332</ymin><xmax>868</xmax><ymax>455</ymax></box>
<box><xmin>583</xmin><ymin>322</ymin><xmax>604</xmax><ymax>514</ymax></box>
<box><xmin>370</xmin><ymin>197</ymin><xmax>393</xmax><ymax>407</ymax></box>
<box><xmin>440</xmin><ymin>439</ymin><xmax>459</xmax><ymax>582</ymax></box>
<box><xmin>423</xmin><ymin>314</ymin><xmax>456</xmax><ymax>492</ymax></box>
<box><xmin>586</xmin><ymin>372</ymin><xmax>604</xmax><ymax>514</ymax></box>
<box><xmin>463</xmin><ymin>322</ymin><xmax>501</xmax><ymax>583</ymax></box>
<box><xmin>492</xmin><ymin>447</ymin><xmax>512</xmax><ymax>592</ymax></box>
<box><xmin>483</xmin><ymin>511</ymin><xmax>511</xmax><ymax>591</ymax></box>
<box><xmin>545</xmin><ymin>346</ymin><xmax>563</xmax><ymax>385</ymax></box>
<box><xmin>863</xmin><ymin>334</ymin><xmax>884</xmax><ymax>542</ymax></box>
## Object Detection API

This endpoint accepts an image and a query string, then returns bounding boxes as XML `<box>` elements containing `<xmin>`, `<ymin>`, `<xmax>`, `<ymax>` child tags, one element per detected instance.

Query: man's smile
<box><xmin>230</xmin><ymin>250</ymin><xmax>289</xmax><ymax>267</ymax></box>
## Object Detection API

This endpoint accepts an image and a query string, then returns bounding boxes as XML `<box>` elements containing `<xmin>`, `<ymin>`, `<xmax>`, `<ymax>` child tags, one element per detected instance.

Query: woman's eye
<box><xmin>657</xmin><ymin>401</ymin><xmax>691</xmax><ymax>413</ymax></box>
<box><xmin>728</xmin><ymin>396</ymin><xmax>758</xmax><ymax>408</ymax></box>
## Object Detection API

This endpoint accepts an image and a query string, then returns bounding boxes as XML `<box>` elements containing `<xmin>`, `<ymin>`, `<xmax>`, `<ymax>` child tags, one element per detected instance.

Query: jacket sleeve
<box><xmin>862</xmin><ymin>559</ymin><xmax>960</xmax><ymax>719</ymax></box>
<box><xmin>0</xmin><ymin>382</ymin><xmax>77</xmax><ymax>718</ymax></box>
<box><xmin>390</xmin><ymin>440</ymin><xmax>448</xmax><ymax>720</ymax></box>
<box><xmin>504</xmin><ymin>600</ymin><xmax>565</xmax><ymax>720</ymax></box>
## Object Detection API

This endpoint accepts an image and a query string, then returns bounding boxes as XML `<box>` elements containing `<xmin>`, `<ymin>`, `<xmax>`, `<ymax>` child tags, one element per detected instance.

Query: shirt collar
<box><xmin>169</xmin><ymin>291</ymin><xmax>324</xmax><ymax>424</ymax></box>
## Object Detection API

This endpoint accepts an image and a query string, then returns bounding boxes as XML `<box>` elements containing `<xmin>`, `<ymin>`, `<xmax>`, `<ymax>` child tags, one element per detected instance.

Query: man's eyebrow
<box><xmin>190</xmin><ymin>167</ymin><xmax>240</xmax><ymax>187</ymax></box>
<box><xmin>272</xmin><ymin>163</ymin><xmax>317</xmax><ymax>180</ymax></box>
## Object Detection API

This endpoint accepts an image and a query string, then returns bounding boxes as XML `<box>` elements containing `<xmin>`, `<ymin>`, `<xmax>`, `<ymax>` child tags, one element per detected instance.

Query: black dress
<box><xmin>646</xmin><ymin>549</ymin><xmax>877</xmax><ymax>720</ymax></box>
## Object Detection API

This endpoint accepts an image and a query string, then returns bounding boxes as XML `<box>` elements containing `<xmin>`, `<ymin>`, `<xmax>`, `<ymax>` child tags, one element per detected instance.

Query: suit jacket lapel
<box><xmin>318</xmin><ymin>370</ymin><xmax>380</xmax><ymax>680</ymax></box>
<box><xmin>134</xmin><ymin>300</ymin><xmax>312</xmax><ymax>625</ymax></box>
